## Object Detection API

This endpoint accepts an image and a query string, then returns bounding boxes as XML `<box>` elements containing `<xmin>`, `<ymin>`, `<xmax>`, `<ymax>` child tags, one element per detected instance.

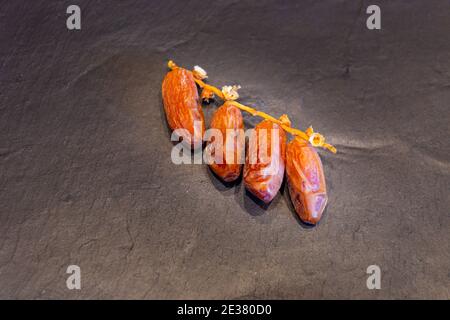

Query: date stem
<box><xmin>167</xmin><ymin>60</ymin><xmax>336</xmax><ymax>154</ymax></box>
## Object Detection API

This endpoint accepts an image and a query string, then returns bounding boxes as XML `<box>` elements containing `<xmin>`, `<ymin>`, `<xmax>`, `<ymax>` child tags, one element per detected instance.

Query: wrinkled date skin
<box><xmin>286</xmin><ymin>139</ymin><xmax>328</xmax><ymax>225</ymax></box>
<box><xmin>162</xmin><ymin>68</ymin><xmax>205</xmax><ymax>148</ymax></box>
<box><xmin>208</xmin><ymin>104</ymin><xmax>244</xmax><ymax>182</ymax></box>
<box><xmin>243</xmin><ymin>120</ymin><xmax>286</xmax><ymax>203</ymax></box>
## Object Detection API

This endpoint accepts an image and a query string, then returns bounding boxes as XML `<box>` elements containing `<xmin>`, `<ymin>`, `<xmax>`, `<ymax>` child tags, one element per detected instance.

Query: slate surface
<box><xmin>0</xmin><ymin>0</ymin><xmax>449</xmax><ymax>299</ymax></box>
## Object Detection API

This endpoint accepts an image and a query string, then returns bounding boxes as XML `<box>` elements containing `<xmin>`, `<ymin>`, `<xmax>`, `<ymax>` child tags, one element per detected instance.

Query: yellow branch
<box><xmin>194</xmin><ymin>79</ymin><xmax>225</xmax><ymax>100</ymax></box>
<box><xmin>167</xmin><ymin>60</ymin><xmax>336</xmax><ymax>153</ymax></box>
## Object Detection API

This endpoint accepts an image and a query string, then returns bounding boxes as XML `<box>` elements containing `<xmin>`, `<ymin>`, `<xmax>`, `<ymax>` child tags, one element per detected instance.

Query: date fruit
<box><xmin>162</xmin><ymin>68</ymin><xmax>205</xmax><ymax>148</ymax></box>
<box><xmin>286</xmin><ymin>138</ymin><xmax>327</xmax><ymax>224</ymax></box>
<box><xmin>243</xmin><ymin>120</ymin><xmax>287</xmax><ymax>203</ymax></box>
<box><xmin>208</xmin><ymin>104</ymin><xmax>244</xmax><ymax>182</ymax></box>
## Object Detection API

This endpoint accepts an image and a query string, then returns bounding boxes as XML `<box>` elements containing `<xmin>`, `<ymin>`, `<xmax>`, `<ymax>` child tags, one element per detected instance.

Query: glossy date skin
<box><xmin>208</xmin><ymin>104</ymin><xmax>244</xmax><ymax>182</ymax></box>
<box><xmin>162</xmin><ymin>68</ymin><xmax>205</xmax><ymax>148</ymax></box>
<box><xmin>243</xmin><ymin>120</ymin><xmax>287</xmax><ymax>203</ymax></box>
<box><xmin>286</xmin><ymin>139</ymin><xmax>327</xmax><ymax>225</ymax></box>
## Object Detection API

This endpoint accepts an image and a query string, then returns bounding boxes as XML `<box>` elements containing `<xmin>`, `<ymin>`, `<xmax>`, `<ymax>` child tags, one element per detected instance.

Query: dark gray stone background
<box><xmin>0</xmin><ymin>0</ymin><xmax>448</xmax><ymax>299</ymax></box>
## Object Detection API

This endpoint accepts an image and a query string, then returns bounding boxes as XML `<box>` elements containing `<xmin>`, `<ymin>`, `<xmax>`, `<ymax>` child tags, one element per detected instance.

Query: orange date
<box><xmin>208</xmin><ymin>104</ymin><xmax>244</xmax><ymax>182</ymax></box>
<box><xmin>285</xmin><ymin>138</ymin><xmax>328</xmax><ymax>224</ymax></box>
<box><xmin>162</xmin><ymin>68</ymin><xmax>205</xmax><ymax>148</ymax></box>
<box><xmin>243</xmin><ymin>120</ymin><xmax>286</xmax><ymax>203</ymax></box>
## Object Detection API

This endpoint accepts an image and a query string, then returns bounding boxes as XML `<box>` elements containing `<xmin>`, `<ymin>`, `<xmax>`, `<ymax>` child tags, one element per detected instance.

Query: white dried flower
<box><xmin>221</xmin><ymin>85</ymin><xmax>241</xmax><ymax>101</ymax></box>
<box><xmin>309</xmin><ymin>133</ymin><xmax>325</xmax><ymax>147</ymax></box>
<box><xmin>193</xmin><ymin>65</ymin><xmax>208</xmax><ymax>80</ymax></box>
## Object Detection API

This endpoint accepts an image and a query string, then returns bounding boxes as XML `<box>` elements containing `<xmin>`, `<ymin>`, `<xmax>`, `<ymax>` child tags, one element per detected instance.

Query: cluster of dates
<box><xmin>162</xmin><ymin>61</ymin><xmax>332</xmax><ymax>225</ymax></box>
